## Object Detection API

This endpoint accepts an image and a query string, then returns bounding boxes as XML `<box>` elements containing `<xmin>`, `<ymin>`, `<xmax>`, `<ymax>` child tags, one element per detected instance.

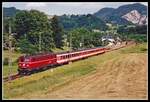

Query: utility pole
<box><xmin>70</xmin><ymin>33</ymin><xmax>72</xmax><ymax>51</ymax></box>
<box><xmin>69</xmin><ymin>33</ymin><xmax>72</xmax><ymax>64</ymax></box>
<box><xmin>82</xmin><ymin>35</ymin><xmax>84</xmax><ymax>49</ymax></box>
<box><xmin>8</xmin><ymin>21</ymin><xmax>12</xmax><ymax>82</ymax></box>
<box><xmin>39</xmin><ymin>32</ymin><xmax>41</xmax><ymax>53</ymax></box>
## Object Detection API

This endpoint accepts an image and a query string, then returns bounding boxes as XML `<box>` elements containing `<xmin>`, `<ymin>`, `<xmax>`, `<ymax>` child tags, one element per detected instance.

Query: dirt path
<box><xmin>35</xmin><ymin>53</ymin><xmax>147</xmax><ymax>99</ymax></box>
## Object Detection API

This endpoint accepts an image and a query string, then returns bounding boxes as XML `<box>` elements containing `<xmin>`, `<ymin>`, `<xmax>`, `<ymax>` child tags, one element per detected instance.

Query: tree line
<box><xmin>3</xmin><ymin>10</ymin><xmax>107</xmax><ymax>54</ymax></box>
<box><xmin>3</xmin><ymin>9</ymin><xmax>147</xmax><ymax>55</ymax></box>
<box><xmin>3</xmin><ymin>10</ymin><xmax>65</xmax><ymax>54</ymax></box>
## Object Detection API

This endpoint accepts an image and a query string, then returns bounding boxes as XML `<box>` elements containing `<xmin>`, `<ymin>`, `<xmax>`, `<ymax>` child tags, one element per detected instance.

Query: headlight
<box><xmin>23</xmin><ymin>63</ymin><xmax>25</xmax><ymax>66</ymax></box>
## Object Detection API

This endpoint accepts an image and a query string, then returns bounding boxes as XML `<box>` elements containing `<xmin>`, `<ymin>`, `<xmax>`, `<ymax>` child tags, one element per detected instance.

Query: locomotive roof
<box><xmin>21</xmin><ymin>52</ymin><xmax>55</xmax><ymax>58</ymax></box>
<box><xmin>21</xmin><ymin>46</ymin><xmax>104</xmax><ymax>58</ymax></box>
<box><xmin>56</xmin><ymin>46</ymin><xmax>104</xmax><ymax>55</ymax></box>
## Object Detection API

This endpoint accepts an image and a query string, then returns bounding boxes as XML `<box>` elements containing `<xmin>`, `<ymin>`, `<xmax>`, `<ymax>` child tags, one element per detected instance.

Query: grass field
<box><xmin>3</xmin><ymin>43</ymin><xmax>147</xmax><ymax>99</ymax></box>
<box><xmin>3</xmin><ymin>51</ymin><xmax>22</xmax><ymax>77</ymax></box>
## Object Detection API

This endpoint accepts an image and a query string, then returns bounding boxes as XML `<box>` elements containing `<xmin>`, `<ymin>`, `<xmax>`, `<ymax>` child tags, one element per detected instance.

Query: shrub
<box><xmin>3</xmin><ymin>57</ymin><xmax>9</xmax><ymax>65</ymax></box>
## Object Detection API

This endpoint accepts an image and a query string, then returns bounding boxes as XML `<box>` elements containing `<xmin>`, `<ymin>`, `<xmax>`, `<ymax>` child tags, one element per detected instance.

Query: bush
<box><xmin>13</xmin><ymin>58</ymin><xmax>19</xmax><ymax>64</ymax></box>
<box><xmin>3</xmin><ymin>57</ymin><xmax>9</xmax><ymax>65</ymax></box>
<box><xmin>128</xmin><ymin>34</ymin><xmax>147</xmax><ymax>43</ymax></box>
<box><xmin>17</xmin><ymin>36</ymin><xmax>38</xmax><ymax>54</ymax></box>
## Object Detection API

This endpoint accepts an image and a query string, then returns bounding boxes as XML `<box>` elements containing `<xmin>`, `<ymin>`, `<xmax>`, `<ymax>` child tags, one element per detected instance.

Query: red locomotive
<box><xmin>18</xmin><ymin>47</ymin><xmax>110</xmax><ymax>75</ymax></box>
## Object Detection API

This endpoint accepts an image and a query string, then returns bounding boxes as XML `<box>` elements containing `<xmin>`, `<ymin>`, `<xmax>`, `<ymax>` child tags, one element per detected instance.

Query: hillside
<box><xmin>94</xmin><ymin>8</ymin><xmax>115</xmax><ymax>20</ymax></box>
<box><xmin>3</xmin><ymin>7</ymin><xmax>108</xmax><ymax>31</ymax></box>
<box><xmin>122</xmin><ymin>10</ymin><xmax>147</xmax><ymax>25</ymax></box>
<box><xmin>3</xmin><ymin>7</ymin><xmax>20</xmax><ymax>17</ymax></box>
<box><xmin>3</xmin><ymin>43</ymin><xmax>147</xmax><ymax>99</ymax></box>
<box><xmin>39</xmin><ymin>53</ymin><xmax>147</xmax><ymax>99</ymax></box>
<box><xmin>59</xmin><ymin>14</ymin><xmax>108</xmax><ymax>31</ymax></box>
<box><xmin>94</xmin><ymin>3</ymin><xmax>147</xmax><ymax>25</ymax></box>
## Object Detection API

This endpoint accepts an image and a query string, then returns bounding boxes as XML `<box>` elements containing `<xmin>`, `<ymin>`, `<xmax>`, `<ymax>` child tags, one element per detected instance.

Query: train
<box><xmin>18</xmin><ymin>47</ymin><xmax>111</xmax><ymax>75</ymax></box>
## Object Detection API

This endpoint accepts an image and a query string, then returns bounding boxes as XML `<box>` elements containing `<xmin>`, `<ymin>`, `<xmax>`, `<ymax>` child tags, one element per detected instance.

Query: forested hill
<box><xmin>3</xmin><ymin>7</ymin><xmax>108</xmax><ymax>31</ymax></box>
<box><xmin>59</xmin><ymin>14</ymin><xmax>108</xmax><ymax>31</ymax></box>
<box><xmin>3</xmin><ymin>7</ymin><xmax>20</xmax><ymax>17</ymax></box>
<box><xmin>94</xmin><ymin>3</ymin><xmax>147</xmax><ymax>25</ymax></box>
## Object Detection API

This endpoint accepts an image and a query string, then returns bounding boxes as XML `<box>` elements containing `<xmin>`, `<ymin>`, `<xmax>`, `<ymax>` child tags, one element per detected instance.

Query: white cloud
<box><xmin>25</xmin><ymin>3</ymin><xmax>47</xmax><ymax>8</ymax></box>
<box><xmin>24</xmin><ymin>2</ymin><xmax>48</xmax><ymax>13</ymax></box>
<box><xmin>140</xmin><ymin>2</ymin><xmax>148</xmax><ymax>6</ymax></box>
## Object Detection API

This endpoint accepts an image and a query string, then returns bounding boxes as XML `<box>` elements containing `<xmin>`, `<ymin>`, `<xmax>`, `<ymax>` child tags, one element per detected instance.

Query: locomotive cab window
<box><xmin>24</xmin><ymin>58</ymin><xmax>30</xmax><ymax>62</ymax></box>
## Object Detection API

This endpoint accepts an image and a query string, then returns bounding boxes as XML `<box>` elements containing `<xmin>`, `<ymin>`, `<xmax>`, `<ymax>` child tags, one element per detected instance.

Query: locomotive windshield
<box><xmin>19</xmin><ymin>55</ymin><xmax>31</xmax><ymax>62</ymax></box>
<box><xmin>24</xmin><ymin>58</ymin><xmax>30</xmax><ymax>62</ymax></box>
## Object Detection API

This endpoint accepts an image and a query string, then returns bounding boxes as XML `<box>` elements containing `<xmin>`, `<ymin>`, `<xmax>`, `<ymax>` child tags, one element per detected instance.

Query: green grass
<box><xmin>51</xmin><ymin>46</ymin><xmax>71</xmax><ymax>53</ymax></box>
<box><xmin>3</xmin><ymin>64</ymin><xmax>18</xmax><ymax>77</ymax></box>
<box><xmin>3</xmin><ymin>58</ymin><xmax>97</xmax><ymax>98</ymax></box>
<box><xmin>3</xmin><ymin>43</ymin><xmax>147</xmax><ymax>99</ymax></box>
<box><xmin>120</xmin><ymin>43</ymin><xmax>147</xmax><ymax>54</ymax></box>
<box><xmin>3</xmin><ymin>50</ymin><xmax>22</xmax><ymax>62</ymax></box>
<box><xmin>3</xmin><ymin>51</ymin><xmax>22</xmax><ymax>76</ymax></box>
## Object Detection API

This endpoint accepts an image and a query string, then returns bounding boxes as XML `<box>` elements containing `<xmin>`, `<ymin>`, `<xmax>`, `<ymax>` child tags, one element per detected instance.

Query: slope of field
<box><xmin>3</xmin><ymin>43</ymin><xmax>147</xmax><ymax>99</ymax></box>
<box><xmin>36</xmin><ymin>53</ymin><xmax>147</xmax><ymax>99</ymax></box>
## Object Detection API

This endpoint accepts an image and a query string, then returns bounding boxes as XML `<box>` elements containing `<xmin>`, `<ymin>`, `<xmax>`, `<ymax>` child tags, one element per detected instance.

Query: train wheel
<box><xmin>32</xmin><ymin>70</ymin><xmax>37</xmax><ymax>74</ymax></box>
<box><xmin>26</xmin><ymin>71</ymin><xmax>31</xmax><ymax>75</ymax></box>
<box><xmin>18</xmin><ymin>70</ymin><xmax>21</xmax><ymax>75</ymax></box>
<box><xmin>18</xmin><ymin>70</ymin><xmax>25</xmax><ymax>75</ymax></box>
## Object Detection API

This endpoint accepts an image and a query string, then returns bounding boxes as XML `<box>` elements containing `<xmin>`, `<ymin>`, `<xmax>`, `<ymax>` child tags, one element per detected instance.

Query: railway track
<box><xmin>3</xmin><ymin>42</ymin><xmax>134</xmax><ymax>82</ymax></box>
<box><xmin>3</xmin><ymin>74</ymin><xmax>24</xmax><ymax>82</ymax></box>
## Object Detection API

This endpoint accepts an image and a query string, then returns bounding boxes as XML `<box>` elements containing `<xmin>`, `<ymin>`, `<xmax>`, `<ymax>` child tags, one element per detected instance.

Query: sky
<box><xmin>2</xmin><ymin>2</ymin><xmax>148</xmax><ymax>16</ymax></box>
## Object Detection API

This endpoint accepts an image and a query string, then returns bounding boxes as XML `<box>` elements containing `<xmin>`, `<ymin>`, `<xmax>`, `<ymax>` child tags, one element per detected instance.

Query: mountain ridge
<box><xmin>94</xmin><ymin>3</ymin><xmax>147</xmax><ymax>25</ymax></box>
<box><xmin>3</xmin><ymin>3</ymin><xmax>147</xmax><ymax>25</ymax></box>
<box><xmin>3</xmin><ymin>7</ymin><xmax>20</xmax><ymax>17</ymax></box>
